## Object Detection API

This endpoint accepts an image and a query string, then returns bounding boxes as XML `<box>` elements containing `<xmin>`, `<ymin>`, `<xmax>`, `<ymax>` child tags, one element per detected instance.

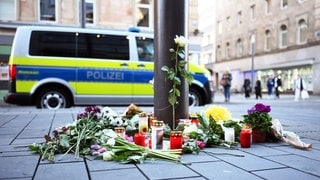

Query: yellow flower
<box><xmin>205</xmin><ymin>105</ymin><xmax>232</xmax><ymax>122</ymax></box>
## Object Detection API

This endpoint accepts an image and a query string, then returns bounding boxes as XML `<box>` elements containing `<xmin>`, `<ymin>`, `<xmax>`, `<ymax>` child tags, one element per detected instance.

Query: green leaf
<box><xmin>161</xmin><ymin>66</ymin><xmax>169</xmax><ymax>72</ymax></box>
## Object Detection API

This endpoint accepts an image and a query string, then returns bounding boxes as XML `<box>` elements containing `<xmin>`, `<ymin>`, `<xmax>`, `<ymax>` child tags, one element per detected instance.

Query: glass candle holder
<box><xmin>240</xmin><ymin>127</ymin><xmax>252</xmax><ymax>148</ymax></box>
<box><xmin>190</xmin><ymin>117</ymin><xmax>199</xmax><ymax>126</ymax></box>
<box><xmin>170</xmin><ymin>131</ymin><xmax>182</xmax><ymax>149</ymax></box>
<box><xmin>151</xmin><ymin>120</ymin><xmax>163</xmax><ymax>150</ymax></box>
<box><xmin>224</xmin><ymin>127</ymin><xmax>235</xmax><ymax>142</ymax></box>
<box><xmin>114</xmin><ymin>127</ymin><xmax>125</xmax><ymax>138</ymax></box>
<box><xmin>134</xmin><ymin>133</ymin><xmax>145</xmax><ymax>147</ymax></box>
<box><xmin>139</xmin><ymin>112</ymin><xmax>148</xmax><ymax>133</ymax></box>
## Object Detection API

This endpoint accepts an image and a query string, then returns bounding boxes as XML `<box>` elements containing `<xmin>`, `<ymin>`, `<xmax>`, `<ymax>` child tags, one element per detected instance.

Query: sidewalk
<box><xmin>0</xmin><ymin>93</ymin><xmax>320</xmax><ymax>179</ymax></box>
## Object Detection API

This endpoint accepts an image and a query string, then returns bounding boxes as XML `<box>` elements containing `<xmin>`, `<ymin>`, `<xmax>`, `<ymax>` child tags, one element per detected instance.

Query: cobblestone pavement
<box><xmin>0</xmin><ymin>92</ymin><xmax>320</xmax><ymax>179</ymax></box>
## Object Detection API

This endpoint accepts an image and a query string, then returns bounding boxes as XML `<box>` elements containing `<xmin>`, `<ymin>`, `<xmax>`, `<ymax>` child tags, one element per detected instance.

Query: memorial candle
<box><xmin>134</xmin><ymin>133</ymin><xmax>145</xmax><ymax>147</ymax></box>
<box><xmin>240</xmin><ymin>128</ymin><xmax>252</xmax><ymax>148</ymax></box>
<box><xmin>170</xmin><ymin>131</ymin><xmax>182</xmax><ymax>149</ymax></box>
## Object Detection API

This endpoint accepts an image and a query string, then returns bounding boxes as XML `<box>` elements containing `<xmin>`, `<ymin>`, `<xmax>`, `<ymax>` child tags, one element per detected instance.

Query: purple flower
<box><xmin>247</xmin><ymin>103</ymin><xmax>271</xmax><ymax>114</ymax></box>
<box><xmin>90</xmin><ymin>144</ymin><xmax>100</xmax><ymax>150</ymax></box>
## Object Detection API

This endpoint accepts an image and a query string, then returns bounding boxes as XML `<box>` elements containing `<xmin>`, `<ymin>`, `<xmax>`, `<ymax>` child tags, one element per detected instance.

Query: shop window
<box><xmin>298</xmin><ymin>19</ymin><xmax>307</xmax><ymax>44</ymax></box>
<box><xmin>279</xmin><ymin>25</ymin><xmax>287</xmax><ymax>48</ymax></box>
<box><xmin>0</xmin><ymin>0</ymin><xmax>16</xmax><ymax>21</ymax></box>
<box><xmin>136</xmin><ymin>0</ymin><xmax>151</xmax><ymax>28</ymax></box>
<box><xmin>85</xmin><ymin>0</ymin><xmax>94</xmax><ymax>24</ymax></box>
<box><xmin>40</xmin><ymin>0</ymin><xmax>56</xmax><ymax>21</ymax></box>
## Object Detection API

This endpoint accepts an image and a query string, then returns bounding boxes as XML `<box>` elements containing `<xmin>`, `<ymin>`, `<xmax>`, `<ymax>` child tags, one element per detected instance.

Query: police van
<box><xmin>4</xmin><ymin>26</ymin><xmax>213</xmax><ymax>109</ymax></box>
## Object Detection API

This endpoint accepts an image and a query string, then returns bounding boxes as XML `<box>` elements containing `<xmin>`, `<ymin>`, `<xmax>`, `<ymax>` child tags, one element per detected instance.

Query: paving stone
<box><xmin>137</xmin><ymin>160</ymin><xmax>200</xmax><ymax>179</ymax></box>
<box><xmin>187</xmin><ymin>161</ymin><xmax>262</xmax><ymax>179</ymax></box>
<box><xmin>265</xmin><ymin>154</ymin><xmax>320</xmax><ymax>177</ymax></box>
<box><xmin>0</xmin><ymin>127</ymin><xmax>21</xmax><ymax>135</ymax></box>
<box><xmin>0</xmin><ymin>155</ymin><xmax>39</xmax><ymax>179</ymax></box>
<box><xmin>181</xmin><ymin>151</ymin><xmax>220</xmax><ymax>163</ymax></box>
<box><xmin>12</xmin><ymin>138</ymin><xmax>44</xmax><ymax>146</ymax></box>
<box><xmin>39</xmin><ymin>153</ymin><xmax>84</xmax><ymax>164</ymax></box>
<box><xmin>18</xmin><ymin>128</ymin><xmax>49</xmax><ymax>138</ymax></box>
<box><xmin>34</xmin><ymin>162</ymin><xmax>88</xmax><ymax>180</ymax></box>
<box><xmin>273</xmin><ymin>146</ymin><xmax>320</xmax><ymax>161</ymax></box>
<box><xmin>205</xmin><ymin>148</ymin><xmax>285</xmax><ymax>171</ymax></box>
<box><xmin>253</xmin><ymin>167</ymin><xmax>320</xmax><ymax>180</ymax></box>
<box><xmin>86</xmin><ymin>159</ymin><xmax>135</xmax><ymax>171</ymax></box>
<box><xmin>90</xmin><ymin>168</ymin><xmax>147</xmax><ymax>180</ymax></box>
<box><xmin>239</xmin><ymin>144</ymin><xmax>291</xmax><ymax>157</ymax></box>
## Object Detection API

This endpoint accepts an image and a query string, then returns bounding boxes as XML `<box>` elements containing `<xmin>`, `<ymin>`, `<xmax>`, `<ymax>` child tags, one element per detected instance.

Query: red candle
<box><xmin>240</xmin><ymin>128</ymin><xmax>252</xmax><ymax>148</ymax></box>
<box><xmin>191</xmin><ymin>118</ymin><xmax>199</xmax><ymax>126</ymax></box>
<box><xmin>170</xmin><ymin>131</ymin><xmax>182</xmax><ymax>149</ymax></box>
<box><xmin>134</xmin><ymin>133</ymin><xmax>145</xmax><ymax>147</ymax></box>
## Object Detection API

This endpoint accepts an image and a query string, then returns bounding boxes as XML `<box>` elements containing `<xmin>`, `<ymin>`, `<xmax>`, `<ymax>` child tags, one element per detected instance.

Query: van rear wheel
<box><xmin>189</xmin><ymin>88</ymin><xmax>203</xmax><ymax>106</ymax></box>
<box><xmin>36</xmin><ymin>88</ymin><xmax>71</xmax><ymax>109</ymax></box>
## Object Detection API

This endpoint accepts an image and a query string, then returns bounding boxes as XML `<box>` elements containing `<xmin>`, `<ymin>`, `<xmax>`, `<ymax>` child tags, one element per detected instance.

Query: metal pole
<box><xmin>80</xmin><ymin>0</ymin><xmax>86</xmax><ymax>28</ymax></box>
<box><xmin>251</xmin><ymin>35</ymin><xmax>255</xmax><ymax>92</ymax></box>
<box><xmin>154</xmin><ymin>0</ymin><xmax>187</xmax><ymax>129</ymax></box>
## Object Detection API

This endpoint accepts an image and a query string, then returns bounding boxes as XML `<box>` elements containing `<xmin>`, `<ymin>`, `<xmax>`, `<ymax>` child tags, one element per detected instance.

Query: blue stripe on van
<box><xmin>16</xmin><ymin>66</ymin><xmax>207</xmax><ymax>85</ymax></box>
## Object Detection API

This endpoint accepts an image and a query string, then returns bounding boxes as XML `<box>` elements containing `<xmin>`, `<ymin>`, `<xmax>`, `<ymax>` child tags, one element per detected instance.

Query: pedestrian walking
<box><xmin>220</xmin><ymin>70</ymin><xmax>232</xmax><ymax>102</ymax></box>
<box><xmin>294</xmin><ymin>75</ymin><xmax>307</xmax><ymax>101</ymax></box>
<box><xmin>243</xmin><ymin>78</ymin><xmax>251</xmax><ymax>98</ymax></box>
<box><xmin>267</xmin><ymin>75</ymin><xmax>274</xmax><ymax>98</ymax></box>
<box><xmin>274</xmin><ymin>75</ymin><xmax>282</xmax><ymax>98</ymax></box>
<box><xmin>255</xmin><ymin>78</ymin><xmax>262</xmax><ymax>99</ymax></box>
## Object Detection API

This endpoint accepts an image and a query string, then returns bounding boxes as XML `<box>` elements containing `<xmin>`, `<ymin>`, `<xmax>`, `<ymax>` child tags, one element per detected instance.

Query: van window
<box><xmin>136</xmin><ymin>37</ymin><xmax>154</xmax><ymax>62</ymax></box>
<box><xmin>29</xmin><ymin>31</ymin><xmax>130</xmax><ymax>60</ymax></box>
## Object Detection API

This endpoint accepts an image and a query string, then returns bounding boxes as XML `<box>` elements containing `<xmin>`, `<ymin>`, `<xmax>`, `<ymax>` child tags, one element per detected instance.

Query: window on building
<box><xmin>236</xmin><ymin>39</ymin><xmax>243</xmax><ymax>57</ymax></box>
<box><xmin>237</xmin><ymin>11</ymin><xmax>242</xmax><ymax>25</ymax></box>
<box><xmin>279</xmin><ymin>25</ymin><xmax>288</xmax><ymax>48</ymax></box>
<box><xmin>281</xmin><ymin>0</ymin><xmax>288</xmax><ymax>9</ymax></box>
<box><xmin>249</xmin><ymin>34</ymin><xmax>255</xmax><ymax>55</ymax></box>
<box><xmin>226</xmin><ymin>42</ymin><xmax>231</xmax><ymax>59</ymax></box>
<box><xmin>298</xmin><ymin>19</ymin><xmax>307</xmax><ymax>44</ymax></box>
<box><xmin>265</xmin><ymin>0</ymin><xmax>271</xmax><ymax>14</ymax></box>
<box><xmin>40</xmin><ymin>0</ymin><xmax>56</xmax><ymax>21</ymax></box>
<box><xmin>217</xmin><ymin>21</ymin><xmax>223</xmax><ymax>34</ymax></box>
<box><xmin>216</xmin><ymin>45</ymin><xmax>221</xmax><ymax>60</ymax></box>
<box><xmin>250</xmin><ymin>5</ymin><xmax>255</xmax><ymax>20</ymax></box>
<box><xmin>0</xmin><ymin>0</ymin><xmax>16</xmax><ymax>21</ymax></box>
<box><xmin>226</xmin><ymin>16</ymin><xmax>231</xmax><ymax>30</ymax></box>
<box><xmin>85</xmin><ymin>0</ymin><xmax>94</xmax><ymax>24</ymax></box>
<box><xmin>136</xmin><ymin>0</ymin><xmax>151</xmax><ymax>28</ymax></box>
<box><xmin>265</xmin><ymin>29</ymin><xmax>271</xmax><ymax>51</ymax></box>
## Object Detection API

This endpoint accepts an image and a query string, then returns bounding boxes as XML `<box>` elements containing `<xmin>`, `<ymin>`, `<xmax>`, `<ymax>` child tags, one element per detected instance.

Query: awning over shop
<box><xmin>270</xmin><ymin>58</ymin><xmax>314</xmax><ymax>69</ymax></box>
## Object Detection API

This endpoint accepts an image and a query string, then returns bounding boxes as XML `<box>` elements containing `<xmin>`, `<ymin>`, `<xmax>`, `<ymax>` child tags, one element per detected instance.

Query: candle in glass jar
<box><xmin>114</xmin><ymin>127</ymin><xmax>126</xmax><ymax>138</ymax></box>
<box><xmin>134</xmin><ymin>133</ymin><xmax>145</xmax><ymax>147</ymax></box>
<box><xmin>170</xmin><ymin>131</ymin><xmax>182</xmax><ymax>149</ymax></box>
<box><xmin>191</xmin><ymin>117</ymin><xmax>199</xmax><ymax>126</ymax></box>
<box><xmin>240</xmin><ymin>128</ymin><xmax>252</xmax><ymax>148</ymax></box>
<box><xmin>151</xmin><ymin>120</ymin><xmax>163</xmax><ymax>150</ymax></box>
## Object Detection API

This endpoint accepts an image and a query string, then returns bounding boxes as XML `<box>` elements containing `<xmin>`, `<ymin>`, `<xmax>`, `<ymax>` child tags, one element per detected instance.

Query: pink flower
<box><xmin>125</xmin><ymin>135</ymin><xmax>133</xmax><ymax>142</ymax></box>
<box><xmin>98</xmin><ymin>148</ymin><xmax>106</xmax><ymax>153</ymax></box>
<box><xmin>196</xmin><ymin>140</ymin><xmax>206</xmax><ymax>149</ymax></box>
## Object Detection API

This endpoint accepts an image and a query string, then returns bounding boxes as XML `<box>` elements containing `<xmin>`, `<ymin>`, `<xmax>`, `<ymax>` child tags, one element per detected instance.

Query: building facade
<box><xmin>207</xmin><ymin>0</ymin><xmax>320</xmax><ymax>94</ymax></box>
<box><xmin>0</xmin><ymin>0</ymin><xmax>201</xmax><ymax>81</ymax></box>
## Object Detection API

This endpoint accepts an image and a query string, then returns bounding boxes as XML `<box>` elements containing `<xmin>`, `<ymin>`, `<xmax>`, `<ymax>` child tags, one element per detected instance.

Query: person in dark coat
<box><xmin>274</xmin><ymin>75</ymin><xmax>282</xmax><ymax>98</ymax></box>
<box><xmin>243</xmin><ymin>78</ymin><xmax>251</xmax><ymax>98</ymax></box>
<box><xmin>255</xmin><ymin>78</ymin><xmax>262</xmax><ymax>99</ymax></box>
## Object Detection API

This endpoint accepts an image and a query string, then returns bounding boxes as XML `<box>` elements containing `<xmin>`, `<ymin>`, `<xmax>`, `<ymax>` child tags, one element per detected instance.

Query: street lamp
<box><xmin>250</xmin><ymin>34</ymin><xmax>255</xmax><ymax>92</ymax></box>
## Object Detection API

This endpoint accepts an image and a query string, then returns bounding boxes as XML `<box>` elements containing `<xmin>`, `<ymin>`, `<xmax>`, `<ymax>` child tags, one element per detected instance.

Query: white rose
<box><xmin>106</xmin><ymin>138</ymin><xmax>116</xmax><ymax>146</ymax></box>
<box><xmin>174</xmin><ymin>35</ymin><xmax>188</xmax><ymax>47</ymax></box>
<box><xmin>102</xmin><ymin>151</ymin><xmax>114</xmax><ymax>161</ymax></box>
<box><xmin>183</xmin><ymin>124</ymin><xmax>198</xmax><ymax>134</ymax></box>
